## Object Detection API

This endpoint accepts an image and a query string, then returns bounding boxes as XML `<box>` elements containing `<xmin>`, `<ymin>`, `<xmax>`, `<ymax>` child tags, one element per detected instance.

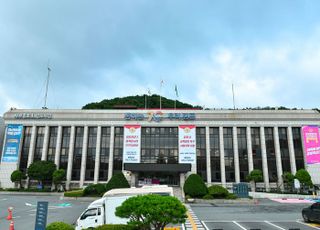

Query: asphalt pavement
<box><xmin>0</xmin><ymin>194</ymin><xmax>92</xmax><ymax>230</ymax></box>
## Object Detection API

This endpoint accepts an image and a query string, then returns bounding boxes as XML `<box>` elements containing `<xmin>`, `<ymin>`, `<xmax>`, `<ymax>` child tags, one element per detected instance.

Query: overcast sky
<box><xmin>1</xmin><ymin>1</ymin><xmax>320</xmax><ymax>114</ymax></box>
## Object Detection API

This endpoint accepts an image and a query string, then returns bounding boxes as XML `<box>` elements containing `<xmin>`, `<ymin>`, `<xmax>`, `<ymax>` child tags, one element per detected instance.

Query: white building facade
<box><xmin>0</xmin><ymin>109</ymin><xmax>319</xmax><ymax>190</ymax></box>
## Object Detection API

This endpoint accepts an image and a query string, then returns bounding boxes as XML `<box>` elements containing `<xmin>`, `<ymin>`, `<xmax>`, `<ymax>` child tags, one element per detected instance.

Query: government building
<box><xmin>0</xmin><ymin>108</ymin><xmax>319</xmax><ymax>190</ymax></box>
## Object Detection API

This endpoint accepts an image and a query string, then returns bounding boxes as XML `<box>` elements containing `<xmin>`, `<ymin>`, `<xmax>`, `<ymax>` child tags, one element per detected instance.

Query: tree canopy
<box><xmin>27</xmin><ymin>161</ymin><xmax>56</xmax><ymax>185</ymax></box>
<box><xmin>115</xmin><ymin>194</ymin><xmax>187</xmax><ymax>230</ymax></box>
<box><xmin>82</xmin><ymin>94</ymin><xmax>202</xmax><ymax>110</ymax></box>
<box><xmin>10</xmin><ymin>170</ymin><xmax>26</xmax><ymax>188</ymax></box>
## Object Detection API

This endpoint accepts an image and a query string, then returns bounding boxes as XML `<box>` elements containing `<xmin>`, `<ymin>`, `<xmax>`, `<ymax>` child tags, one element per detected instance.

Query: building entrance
<box><xmin>137</xmin><ymin>172</ymin><xmax>180</xmax><ymax>186</ymax></box>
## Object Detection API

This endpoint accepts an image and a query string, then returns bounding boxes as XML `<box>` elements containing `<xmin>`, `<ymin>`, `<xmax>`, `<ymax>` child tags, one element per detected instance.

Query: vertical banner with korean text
<box><xmin>302</xmin><ymin>125</ymin><xmax>320</xmax><ymax>164</ymax></box>
<box><xmin>179</xmin><ymin>125</ymin><xmax>196</xmax><ymax>164</ymax></box>
<box><xmin>1</xmin><ymin>124</ymin><xmax>23</xmax><ymax>163</ymax></box>
<box><xmin>123</xmin><ymin>125</ymin><xmax>141</xmax><ymax>163</ymax></box>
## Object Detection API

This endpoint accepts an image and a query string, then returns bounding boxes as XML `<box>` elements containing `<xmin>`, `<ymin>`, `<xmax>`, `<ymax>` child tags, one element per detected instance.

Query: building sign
<box><xmin>179</xmin><ymin>125</ymin><xmax>196</xmax><ymax>164</ymax></box>
<box><xmin>1</xmin><ymin>124</ymin><xmax>23</xmax><ymax>163</ymax></box>
<box><xmin>123</xmin><ymin>125</ymin><xmax>141</xmax><ymax>163</ymax></box>
<box><xmin>34</xmin><ymin>201</ymin><xmax>48</xmax><ymax>230</ymax></box>
<box><xmin>124</xmin><ymin>111</ymin><xmax>196</xmax><ymax>122</ymax></box>
<box><xmin>302</xmin><ymin>125</ymin><xmax>320</xmax><ymax>164</ymax></box>
<box><xmin>14</xmin><ymin>113</ymin><xmax>52</xmax><ymax>119</ymax></box>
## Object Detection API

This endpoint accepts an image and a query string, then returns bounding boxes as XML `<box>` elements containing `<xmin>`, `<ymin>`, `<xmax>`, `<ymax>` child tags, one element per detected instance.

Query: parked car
<box><xmin>302</xmin><ymin>202</ymin><xmax>320</xmax><ymax>223</ymax></box>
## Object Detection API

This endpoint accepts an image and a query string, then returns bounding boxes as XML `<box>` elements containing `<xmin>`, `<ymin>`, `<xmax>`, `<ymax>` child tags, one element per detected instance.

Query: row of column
<box><xmin>24</xmin><ymin>125</ymin><xmax>299</xmax><ymax>190</ymax></box>
<box><xmin>25</xmin><ymin>125</ymin><xmax>115</xmax><ymax>189</ymax></box>
<box><xmin>204</xmin><ymin>126</ymin><xmax>298</xmax><ymax>191</ymax></box>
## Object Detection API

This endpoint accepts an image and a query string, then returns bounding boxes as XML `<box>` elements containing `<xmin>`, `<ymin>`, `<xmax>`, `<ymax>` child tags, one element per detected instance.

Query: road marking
<box><xmin>0</xmin><ymin>198</ymin><xmax>7</xmax><ymax>201</ymax></box>
<box><xmin>232</xmin><ymin>221</ymin><xmax>247</xmax><ymax>230</ymax></box>
<box><xmin>296</xmin><ymin>220</ymin><xmax>320</xmax><ymax>229</ymax></box>
<box><xmin>201</xmin><ymin>221</ymin><xmax>209</xmax><ymax>230</ymax></box>
<box><xmin>264</xmin><ymin>221</ymin><xmax>286</xmax><ymax>230</ymax></box>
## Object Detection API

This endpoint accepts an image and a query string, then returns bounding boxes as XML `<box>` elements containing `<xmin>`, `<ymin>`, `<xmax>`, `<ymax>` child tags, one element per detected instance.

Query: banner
<box><xmin>1</xmin><ymin>124</ymin><xmax>23</xmax><ymax>163</ymax></box>
<box><xmin>123</xmin><ymin>125</ymin><xmax>141</xmax><ymax>163</ymax></box>
<box><xmin>302</xmin><ymin>125</ymin><xmax>320</xmax><ymax>164</ymax></box>
<box><xmin>179</xmin><ymin>125</ymin><xmax>196</xmax><ymax>164</ymax></box>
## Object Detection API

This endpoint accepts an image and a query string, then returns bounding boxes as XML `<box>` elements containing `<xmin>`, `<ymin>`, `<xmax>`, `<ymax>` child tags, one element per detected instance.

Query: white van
<box><xmin>75</xmin><ymin>185</ymin><xmax>173</xmax><ymax>230</ymax></box>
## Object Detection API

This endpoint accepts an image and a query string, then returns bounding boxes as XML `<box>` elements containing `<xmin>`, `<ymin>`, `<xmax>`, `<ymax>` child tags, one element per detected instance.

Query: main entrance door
<box><xmin>137</xmin><ymin>172</ymin><xmax>180</xmax><ymax>186</ymax></box>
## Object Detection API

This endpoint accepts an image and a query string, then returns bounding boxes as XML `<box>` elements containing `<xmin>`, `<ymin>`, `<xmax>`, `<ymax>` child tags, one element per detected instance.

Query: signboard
<box><xmin>179</xmin><ymin>125</ymin><xmax>196</xmax><ymax>164</ymax></box>
<box><xmin>1</xmin><ymin>124</ymin><xmax>23</xmax><ymax>163</ymax></box>
<box><xmin>302</xmin><ymin>126</ymin><xmax>320</xmax><ymax>164</ymax></box>
<box><xmin>123</xmin><ymin>125</ymin><xmax>141</xmax><ymax>163</ymax></box>
<box><xmin>14</xmin><ymin>113</ymin><xmax>52</xmax><ymax>119</ymax></box>
<box><xmin>124</xmin><ymin>112</ymin><xmax>196</xmax><ymax>122</ymax></box>
<box><xmin>34</xmin><ymin>201</ymin><xmax>48</xmax><ymax>230</ymax></box>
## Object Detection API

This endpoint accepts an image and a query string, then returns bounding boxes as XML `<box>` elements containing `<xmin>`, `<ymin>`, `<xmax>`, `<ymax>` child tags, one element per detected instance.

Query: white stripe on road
<box><xmin>264</xmin><ymin>221</ymin><xmax>286</xmax><ymax>230</ymax></box>
<box><xmin>232</xmin><ymin>221</ymin><xmax>247</xmax><ymax>230</ymax></box>
<box><xmin>201</xmin><ymin>221</ymin><xmax>209</xmax><ymax>230</ymax></box>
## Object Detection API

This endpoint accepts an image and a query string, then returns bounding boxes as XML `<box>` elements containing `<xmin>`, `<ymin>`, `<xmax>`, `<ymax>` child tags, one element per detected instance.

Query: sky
<box><xmin>1</xmin><ymin>1</ymin><xmax>320</xmax><ymax>114</ymax></box>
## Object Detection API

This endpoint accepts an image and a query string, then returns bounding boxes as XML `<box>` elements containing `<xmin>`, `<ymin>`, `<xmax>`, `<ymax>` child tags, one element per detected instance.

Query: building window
<box><xmin>59</xmin><ymin>127</ymin><xmax>71</xmax><ymax>170</ymax></box>
<box><xmin>99</xmin><ymin>127</ymin><xmax>110</xmax><ymax>181</ymax></box>
<box><xmin>33</xmin><ymin>127</ymin><xmax>45</xmax><ymax>162</ymax></box>
<box><xmin>224</xmin><ymin>127</ymin><xmax>234</xmax><ymax>182</ymax></box>
<box><xmin>141</xmin><ymin>127</ymin><xmax>178</xmax><ymax>164</ymax></box>
<box><xmin>293</xmin><ymin>127</ymin><xmax>304</xmax><ymax>170</ymax></box>
<box><xmin>85</xmin><ymin>127</ymin><xmax>97</xmax><ymax>181</ymax></box>
<box><xmin>251</xmin><ymin>127</ymin><xmax>262</xmax><ymax>171</ymax></box>
<box><xmin>265</xmin><ymin>127</ymin><xmax>277</xmax><ymax>182</ymax></box>
<box><xmin>113</xmin><ymin>127</ymin><xmax>124</xmax><ymax>175</ymax></box>
<box><xmin>237</xmin><ymin>127</ymin><xmax>248</xmax><ymax>181</ymax></box>
<box><xmin>72</xmin><ymin>127</ymin><xmax>84</xmax><ymax>180</ymax></box>
<box><xmin>196</xmin><ymin>127</ymin><xmax>207</xmax><ymax>182</ymax></box>
<box><xmin>19</xmin><ymin>127</ymin><xmax>32</xmax><ymax>173</ymax></box>
<box><xmin>279</xmin><ymin>127</ymin><xmax>290</xmax><ymax>173</ymax></box>
<box><xmin>210</xmin><ymin>128</ymin><xmax>220</xmax><ymax>182</ymax></box>
<box><xmin>47</xmin><ymin>127</ymin><xmax>58</xmax><ymax>162</ymax></box>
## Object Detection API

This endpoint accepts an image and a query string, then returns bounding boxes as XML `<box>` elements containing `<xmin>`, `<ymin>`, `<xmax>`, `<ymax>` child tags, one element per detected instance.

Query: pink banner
<box><xmin>302</xmin><ymin>126</ymin><xmax>320</xmax><ymax>164</ymax></box>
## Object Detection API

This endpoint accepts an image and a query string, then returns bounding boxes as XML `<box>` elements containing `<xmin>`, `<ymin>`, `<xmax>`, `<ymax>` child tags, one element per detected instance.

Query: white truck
<box><xmin>75</xmin><ymin>185</ymin><xmax>174</xmax><ymax>230</ymax></box>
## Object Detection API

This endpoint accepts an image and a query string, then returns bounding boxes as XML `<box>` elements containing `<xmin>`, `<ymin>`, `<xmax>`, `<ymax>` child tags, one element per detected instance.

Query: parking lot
<box><xmin>190</xmin><ymin>199</ymin><xmax>320</xmax><ymax>230</ymax></box>
<box><xmin>0</xmin><ymin>194</ymin><xmax>93</xmax><ymax>230</ymax></box>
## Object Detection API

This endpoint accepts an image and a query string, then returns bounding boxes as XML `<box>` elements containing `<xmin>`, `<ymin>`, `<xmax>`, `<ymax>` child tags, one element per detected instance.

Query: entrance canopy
<box><xmin>124</xmin><ymin>163</ymin><xmax>191</xmax><ymax>173</ymax></box>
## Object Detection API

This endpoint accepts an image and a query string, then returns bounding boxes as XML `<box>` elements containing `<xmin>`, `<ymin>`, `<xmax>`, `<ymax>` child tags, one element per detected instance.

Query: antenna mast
<box><xmin>43</xmin><ymin>65</ymin><xmax>51</xmax><ymax>109</ymax></box>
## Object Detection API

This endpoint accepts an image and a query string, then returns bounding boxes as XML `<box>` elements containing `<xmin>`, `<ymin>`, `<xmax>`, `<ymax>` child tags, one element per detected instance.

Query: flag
<box><xmin>147</xmin><ymin>88</ymin><xmax>151</xmax><ymax>95</ymax></box>
<box><xmin>175</xmin><ymin>85</ymin><xmax>179</xmax><ymax>97</ymax></box>
<box><xmin>160</xmin><ymin>79</ymin><xmax>164</xmax><ymax>88</ymax></box>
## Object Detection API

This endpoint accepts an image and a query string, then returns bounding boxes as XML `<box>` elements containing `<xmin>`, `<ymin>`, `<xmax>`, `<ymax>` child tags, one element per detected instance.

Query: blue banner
<box><xmin>1</xmin><ymin>124</ymin><xmax>23</xmax><ymax>163</ymax></box>
<box><xmin>35</xmin><ymin>201</ymin><xmax>48</xmax><ymax>230</ymax></box>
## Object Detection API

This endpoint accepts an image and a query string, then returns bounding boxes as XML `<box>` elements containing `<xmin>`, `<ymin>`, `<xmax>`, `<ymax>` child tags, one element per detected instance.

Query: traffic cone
<box><xmin>6</xmin><ymin>207</ymin><xmax>13</xmax><ymax>220</ymax></box>
<box><xmin>9</xmin><ymin>220</ymin><xmax>14</xmax><ymax>230</ymax></box>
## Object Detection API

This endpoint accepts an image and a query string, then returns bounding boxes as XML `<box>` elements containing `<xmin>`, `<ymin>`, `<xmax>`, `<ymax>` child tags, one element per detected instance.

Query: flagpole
<box><xmin>232</xmin><ymin>83</ymin><xmax>236</xmax><ymax>110</ymax></box>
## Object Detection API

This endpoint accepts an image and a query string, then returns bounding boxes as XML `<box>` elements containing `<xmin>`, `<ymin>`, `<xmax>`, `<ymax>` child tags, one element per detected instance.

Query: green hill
<box><xmin>82</xmin><ymin>94</ymin><xmax>202</xmax><ymax>110</ymax></box>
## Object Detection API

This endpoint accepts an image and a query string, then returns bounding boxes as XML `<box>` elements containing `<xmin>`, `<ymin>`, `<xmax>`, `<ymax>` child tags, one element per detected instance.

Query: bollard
<box><xmin>6</xmin><ymin>207</ymin><xmax>13</xmax><ymax>221</ymax></box>
<box><xmin>9</xmin><ymin>220</ymin><xmax>14</xmax><ymax>230</ymax></box>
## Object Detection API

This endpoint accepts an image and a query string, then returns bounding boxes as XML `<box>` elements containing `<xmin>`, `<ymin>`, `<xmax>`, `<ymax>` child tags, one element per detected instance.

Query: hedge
<box><xmin>105</xmin><ymin>173</ymin><xmax>130</xmax><ymax>192</ymax></box>
<box><xmin>64</xmin><ymin>189</ymin><xmax>84</xmax><ymax>197</ymax></box>
<box><xmin>46</xmin><ymin>222</ymin><xmax>74</xmax><ymax>230</ymax></box>
<box><xmin>83</xmin><ymin>183</ymin><xmax>107</xmax><ymax>197</ymax></box>
<box><xmin>208</xmin><ymin>185</ymin><xmax>229</xmax><ymax>198</ymax></box>
<box><xmin>183</xmin><ymin>174</ymin><xmax>207</xmax><ymax>198</ymax></box>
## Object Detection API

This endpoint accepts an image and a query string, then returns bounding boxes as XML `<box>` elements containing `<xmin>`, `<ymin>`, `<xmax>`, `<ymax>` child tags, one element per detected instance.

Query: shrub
<box><xmin>64</xmin><ymin>190</ymin><xmax>84</xmax><ymax>197</ymax></box>
<box><xmin>94</xmin><ymin>225</ymin><xmax>137</xmax><ymax>230</ymax></box>
<box><xmin>83</xmin><ymin>183</ymin><xmax>107</xmax><ymax>197</ymax></box>
<box><xmin>226</xmin><ymin>193</ymin><xmax>237</xmax><ymax>199</ymax></box>
<box><xmin>208</xmin><ymin>185</ymin><xmax>229</xmax><ymax>198</ymax></box>
<box><xmin>183</xmin><ymin>174</ymin><xmax>207</xmax><ymax>198</ymax></box>
<box><xmin>46</xmin><ymin>222</ymin><xmax>74</xmax><ymax>230</ymax></box>
<box><xmin>202</xmin><ymin>194</ymin><xmax>213</xmax><ymax>200</ymax></box>
<box><xmin>105</xmin><ymin>173</ymin><xmax>130</xmax><ymax>192</ymax></box>
<box><xmin>53</xmin><ymin>169</ymin><xmax>66</xmax><ymax>190</ymax></box>
<box><xmin>10</xmin><ymin>170</ymin><xmax>26</xmax><ymax>188</ymax></box>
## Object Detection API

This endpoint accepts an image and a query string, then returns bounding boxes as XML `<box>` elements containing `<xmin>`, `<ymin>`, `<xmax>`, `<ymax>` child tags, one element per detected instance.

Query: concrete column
<box><xmin>107</xmin><ymin>126</ymin><xmax>115</xmax><ymax>181</ymax></box>
<box><xmin>66</xmin><ymin>126</ymin><xmax>76</xmax><ymax>190</ymax></box>
<box><xmin>287</xmin><ymin>126</ymin><xmax>297</xmax><ymax>175</ymax></box>
<box><xmin>94</xmin><ymin>126</ymin><xmax>102</xmax><ymax>184</ymax></box>
<box><xmin>80</xmin><ymin>126</ymin><xmax>88</xmax><ymax>187</ymax></box>
<box><xmin>260</xmin><ymin>127</ymin><xmax>270</xmax><ymax>191</ymax></box>
<box><xmin>246</xmin><ymin>126</ymin><xmax>254</xmax><ymax>173</ymax></box>
<box><xmin>274</xmin><ymin>126</ymin><xmax>284</xmax><ymax>190</ymax></box>
<box><xmin>219</xmin><ymin>126</ymin><xmax>226</xmax><ymax>187</ymax></box>
<box><xmin>54</xmin><ymin>126</ymin><xmax>63</xmax><ymax>168</ymax></box>
<box><xmin>233</xmin><ymin>126</ymin><xmax>240</xmax><ymax>183</ymax></box>
<box><xmin>41</xmin><ymin>126</ymin><xmax>50</xmax><ymax>161</ymax></box>
<box><xmin>27</xmin><ymin>126</ymin><xmax>37</xmax><ymax>167</ymax></box>
<box><xmin>205</xmin><ymin>126</ymin><xmax>211</xmax><ymax>184</ymax></box>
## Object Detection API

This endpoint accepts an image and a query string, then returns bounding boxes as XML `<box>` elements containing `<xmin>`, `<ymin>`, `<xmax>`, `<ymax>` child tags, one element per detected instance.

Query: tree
<box><xmin>53</xmin><ymin>169</ymin><xmax>66</xmax><ymax>191</ymax></box>
<box><xmin>295</xmin><ymin>169</ymin><xmax>313</xmax><ymax>192</ymax></box>
<box><xmin>27</xmin><ymin>161</ymin><xmax>56</xmax><ymax>187</ymax></box>
<box><xmin>10</xmin><ymin>170</ymin><xmax>26</xmax><ymax>189</ymax></box>
<box><xmin>105</xmin><ymin>173</ymin><xmax>130</xmax><ymax>192</ymax></box>
<box><xmin>115</xmin><ymin>194</ymin><xmax>187</xmax><ymax>230</ymax></box>
<box><xmin>246</xmin><ymin>169</ymin><xmax>263</xmax><ymax>192</ymax></box>
<box><xmin>183</xmin><ymin>174</ymin><xmax>207</xmax><ymax>198</ymax></box>
<box><xmin>282</xmin><ymin>172</ymin><xmax>295</xmax><ymax>192</ymax></box>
